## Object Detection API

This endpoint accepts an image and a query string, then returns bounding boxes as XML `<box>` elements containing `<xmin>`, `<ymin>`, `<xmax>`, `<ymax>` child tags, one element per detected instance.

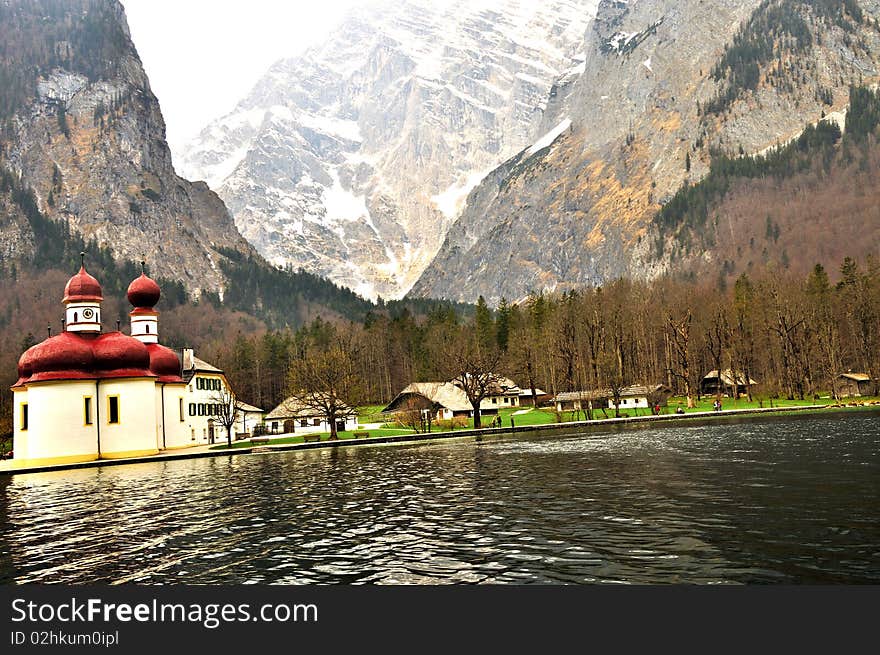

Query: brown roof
<box><xmin>554</xmin><ymin>385</ymin><xmax>670</xmax><ymax>402</ymax></box>
<box><xmin>839</xmin><ymin>372</ymin><xmax>872</xmax><ymax>381</ymax></box>
<box><xmin>383</xmin><ymin>382</ymin><xmax>473</xmax><ymax>413</ymax></box>
<box><xmin>265</xmin><ymin>394</ymin><xmax>353</xmax><ymax>420</ymax></box>
<box><xmin>703</xmin><ymin>369</ymin><xmax>758</xmax><ymax>386</ymax></box>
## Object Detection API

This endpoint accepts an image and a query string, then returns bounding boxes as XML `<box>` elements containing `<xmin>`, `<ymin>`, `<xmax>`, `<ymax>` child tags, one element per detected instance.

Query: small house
<box><xmin>610</xmin><ymin>385</ymin><xmax>673</xmax><ymax>410</ymax></box>
<box><xmin>518</xmin><ymin>387</ymin><xmax>550</xmax><ymax>407</ymax></box>
<box><xmin>382</xmin><ymin>382</ymin><xmax>475</xmax><ymax>422</ymax></box>
<box><xmin>237</xmin><ymin>402</ymin><xmax>265</xmax><ymax>437</ymax></box>
<box><xmin>264</xmin><ymin>396</ymin><xmax>358</xmax><ymax>435</ymax></box>
<box><xmin>553</xmin><ymin>390</ymin><xmax>608</xmax><ymax>413</ymax></box>
<box><xmin>700</xmin><ymin>369</ymin><xmax>757</xmax><ymax>397</ymax></box>
<box><xmin>836</xmin><ymin>372</ymin><xmax>877</xmax><ymax>398</ymax></box>
<box><xmin>554</xmin><ymin>385</ymin><xmax>672</xmax><ymax>413</ymax></box>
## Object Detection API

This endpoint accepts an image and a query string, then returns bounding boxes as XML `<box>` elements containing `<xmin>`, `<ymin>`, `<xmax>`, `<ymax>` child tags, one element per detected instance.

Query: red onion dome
<box><xmin>63</xmin><ymin>266</ymin><xmax>103</xmax><ymax>303</ymax></box>
<box><xmin>147</xmin><ymin>344</ymin><xmax>183</xmax><ymax>383</ymax></box>
<box><xmin>25</xmin><ymin>332</ymin><xmax>96</xmax><ymax>383</ymax></box>
<box><xmin>14</xmin><ymin>345</ymin><xmax>37</xmax><ymax>387</ymax></box>
<box><xmin>127</xmin><ymin>273</ymin><xmax>161</xmax><ymax>309</ymax></box>
<box><xmin>92</xmin><ymin>332</ymin><xmax>153</xmax><ymax>378</ymax></box>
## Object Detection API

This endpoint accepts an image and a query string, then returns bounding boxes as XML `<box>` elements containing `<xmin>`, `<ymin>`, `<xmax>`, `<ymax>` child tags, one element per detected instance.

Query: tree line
<box><xmin>202</xmin><ymin>256</ymin><xmax>879</xmax><ymax>425</ymax></box>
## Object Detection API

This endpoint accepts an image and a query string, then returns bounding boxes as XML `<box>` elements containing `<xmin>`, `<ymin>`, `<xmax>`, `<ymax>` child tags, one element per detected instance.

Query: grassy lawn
<box><xmin>356</xmin><ymin>404</ymin><xmax>389</xmax><ymax>424</ymax></box>
<box><xmin>211</xmin><ymin>427</ymin><xmax>418</xmax><ymax>450</ymax></box>
<box><xmin>224</xmin><ymin>396</ymin><xmax>879</xmax><ymax>451</ymax></box>
<box><xmin>669</xmin><ymin>395</ymin><xmax>859</xmax><ymax>413</ymax></box>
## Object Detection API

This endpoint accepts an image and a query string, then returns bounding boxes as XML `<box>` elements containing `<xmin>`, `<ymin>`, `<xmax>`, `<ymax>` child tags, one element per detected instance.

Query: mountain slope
<box><xmin>178</xmin><ymin>0</ymin><xmax>598</xmax><ymax>300</ymax></box>
<box><xmin>411</xmin><ymin>0</ymin><xmax>880</xmax><ymax>304</ymax></box>
<box><xmin>0</xmin><ymin>0</ymin><xmax>253</xmax><ymax>295</ymax></box>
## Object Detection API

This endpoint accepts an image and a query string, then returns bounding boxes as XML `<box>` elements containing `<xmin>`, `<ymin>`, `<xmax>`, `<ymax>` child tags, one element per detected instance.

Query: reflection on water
<box><xmin>0</xmin><ymin>413</ymin><xmax>878</xmax><ymax>584</ymax></box>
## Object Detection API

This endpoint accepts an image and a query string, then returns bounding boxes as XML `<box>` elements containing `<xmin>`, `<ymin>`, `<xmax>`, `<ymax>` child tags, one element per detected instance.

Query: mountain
<box><xmin>0</xmin><ymin>0</ymin><xmax>258</xmax><ymax>295</ymax></box>
<box><xmin>177</xmin><ymin>0</ymin><xmax>598</xmax><ymax>300</ymax></box>
<box><xmin>411</xmin><ymin>0</ymin><xmax>880</xmax><ymax>304</ymax></box>
<box><xmin>0</xmin><ymin>0</ymin><xmax>431</xmax><ymax>333</ymax></box>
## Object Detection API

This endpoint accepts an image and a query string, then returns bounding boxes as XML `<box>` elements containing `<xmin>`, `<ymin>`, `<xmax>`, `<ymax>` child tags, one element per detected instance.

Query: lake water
<box><xmin>0</xmin><ymin>412</ymin><xmax>877</xmax><ymax>584</ymax></box>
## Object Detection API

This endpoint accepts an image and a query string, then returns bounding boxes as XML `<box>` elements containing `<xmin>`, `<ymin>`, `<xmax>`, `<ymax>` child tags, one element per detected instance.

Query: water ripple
<box><xmin>0</xmin><ymin>413</ymin><xmax>878</xmax><ymax>584</ymax></box>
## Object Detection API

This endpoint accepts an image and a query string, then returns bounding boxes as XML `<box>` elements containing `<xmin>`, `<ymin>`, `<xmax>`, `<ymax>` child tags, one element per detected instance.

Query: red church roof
<box><xmin>127</xmin><ymin>272</ymin><xmax>161</xmax><ymax>310</ymax></box>
<box><xmin>13</xmin><ymin>267</ymin><xmax>184</xmax><ymax>388</ymax></box>
<box><xmin>63</xmin><ymin>266</ymin><xmax>103</xmax><ymax>303</ymax></box>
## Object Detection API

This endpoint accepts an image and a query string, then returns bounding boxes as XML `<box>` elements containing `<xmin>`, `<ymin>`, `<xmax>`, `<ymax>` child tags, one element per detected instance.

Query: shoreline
<box><xmin>1</xmin><ymin>404</ymin><xmax>877</xmax><ymax>477</ymax></box>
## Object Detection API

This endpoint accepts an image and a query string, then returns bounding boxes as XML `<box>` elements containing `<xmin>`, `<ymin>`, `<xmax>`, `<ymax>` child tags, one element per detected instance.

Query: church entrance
<box><xmin>208</xmin><ymin>420</ymin><xmax>215</xmax><ymax>444</ymax></box>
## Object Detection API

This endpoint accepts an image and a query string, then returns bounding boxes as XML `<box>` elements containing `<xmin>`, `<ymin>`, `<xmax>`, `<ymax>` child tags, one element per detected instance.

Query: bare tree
<box><xmin>667</xmin><ymin>311</ymin><xmax>697</xmax><ymax>408</ymax></box>
<box><xmin>394</xmin><ymin>395</ymin><xmax>428</xmax><ymax>433</ymax></box>
<box><xmin>704</xmin><ymin>304</ymin><xmax>727</xmax><ymax>398</ymax></box>
<box><xmin>208</xmin><ymin>386</ymin><xmax>242</xmax><ymax>448</ymax></box>
<box><xmin>444</xmin><ymin>333</ymin><xmax>503</xmax><ymax>429</ymax></box>
<box><xmin>286</xmin><ymin>339</ymin><xmax>365</xmax><ymax>440</ymax></box>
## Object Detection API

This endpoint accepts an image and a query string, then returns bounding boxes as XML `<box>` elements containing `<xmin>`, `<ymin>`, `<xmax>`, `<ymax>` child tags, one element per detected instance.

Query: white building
<box><xmin>181</xmin><ymin>351</ymin><xmax>239</xmax><ymax>445</ymax></box>
<box><xmin>480</xmin><ymin>376</ymin><xmax>522</xmax><ymax>410</ymax></box>
<box><xmin>382</xmin><ymin>382</ymin><xmax>474</xmax><ymax>422</ymax></box>
<box><xmin>237</xmin><ymin>402</ymin><xmax>265</xmax><ymax>435</ymax></box>
<box><xmin>264</xmin><ymin>396</ymin><xmax>358</xmax><ymax>435</ymax></box>
<box><xmin>11</xmin><ymin>263</ymin><xmax>190</xmax><ymax>466</ymax></box>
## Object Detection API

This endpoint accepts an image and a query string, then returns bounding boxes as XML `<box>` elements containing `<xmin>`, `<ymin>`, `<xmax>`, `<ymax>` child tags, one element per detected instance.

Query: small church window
<box><xmin>146</xmin><ymin>325</ymin><xmax>150</xmax><ymax>333</ymax></box>
<box><xmin>108</xmin><ymin>396</ymin><xmax>120</xmax><ymax>424</ymax></box>
<box><xmin>73</xmin><ymin>312</ymin><xmax>78</xmax><ymax>323</ymax></box>
<box><xmin>179</xmin><ymin>398</ymin><xmax>185</xmax><ymax>422</ymax></box>
<box><xmin>20</xmin><ymin>403</ymin><xmax>28</xmax><ymax>431</ymax></box>
<box><xmin>84</xmin><ymin>397</ymin><xmax>93</xmax><ymax>425</ymax></box>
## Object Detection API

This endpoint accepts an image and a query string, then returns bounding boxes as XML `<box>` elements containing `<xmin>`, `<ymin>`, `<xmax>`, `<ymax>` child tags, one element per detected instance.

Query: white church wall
<box><xmin>162</xmin><ymin>384</ymin><xmax>190</xmax><ymax>449</ymax></box>
<box><xmin>98</xmin><ymin>378</ymin><xmax>159</xmax><ymax>458</ymax></box>
<box><xmin>16</xmin><ymin>381</ymin><xmax>99</xmax><ymax>465</ymax></box>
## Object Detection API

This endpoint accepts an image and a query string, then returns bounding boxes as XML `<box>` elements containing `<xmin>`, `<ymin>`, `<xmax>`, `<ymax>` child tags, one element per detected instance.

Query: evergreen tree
<box><xmin>475</xmin><ymin>295</ymin><xmax>495</xmax><ymax>353</ymax></box>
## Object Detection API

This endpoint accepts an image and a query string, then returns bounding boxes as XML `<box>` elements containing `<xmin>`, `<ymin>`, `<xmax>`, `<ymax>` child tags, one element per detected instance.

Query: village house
<box><xmin>700</xmin><ymin>369</ymin><xmax>758</xmax><ymax>397</ymax></box>
<box><xmin>264</xmin><ymin>396</ymin><xmax>358</xmax><ymax>435</ymax></box>
<box><xmin>553</xmin><ymin>390</ymin><xmax>605</xmax><ymax>413</ymax></box>
<box><xmin>237</xmin><ymin>401</ymin><xmax>265</xmax><ymax>437</ymax></box>
<box><xmin>182</xmin><ymin>350</ymin><xmax>239</xmax><ymax>444</ymax></box>
<box><xmin>518</xmin><ymin>387</ymin><xmax>550</xmax><ymax>407</ymax></box>
<box><xmin>554</xmin><ymin>385</ymin><xmax>672</xmax><ymax>413</ymax></box>
<box><xmin>382</xmin><ymin>382</ymin><xmax>476</xmax><ymax>422</ymax></box>
<box><xmin>471</xmin><ymin>376</ymin><xmax>522</xmax><ymax>409</ymax></box>
<box><xmin>836</xmin><ymin>372</ymin><xmax>877</xmax><ymax>398</ymax></box>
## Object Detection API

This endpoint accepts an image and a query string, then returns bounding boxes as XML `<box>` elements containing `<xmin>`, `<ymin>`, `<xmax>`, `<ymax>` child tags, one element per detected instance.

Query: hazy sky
<box><xmin>122</xmin><ymin>0</ymin><xmax>372</xmax><ymax>150</ymax></box>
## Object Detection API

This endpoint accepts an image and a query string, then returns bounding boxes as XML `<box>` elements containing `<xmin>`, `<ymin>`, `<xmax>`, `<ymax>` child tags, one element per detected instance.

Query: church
<box><xmin>10</xmin><ymin>261</ymin><xmax>211</xmax><ymax>466</ymax></box>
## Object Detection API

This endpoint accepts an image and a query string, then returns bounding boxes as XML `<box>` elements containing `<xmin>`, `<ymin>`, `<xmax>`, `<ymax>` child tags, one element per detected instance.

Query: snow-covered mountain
<box><xmin>176</xmin><ymin>0</ymin><xmax>598</xmax><ymax>300</ymax></box>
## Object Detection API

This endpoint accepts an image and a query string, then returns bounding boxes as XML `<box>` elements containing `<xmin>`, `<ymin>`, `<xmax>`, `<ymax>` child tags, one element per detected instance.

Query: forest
<box><xmin>198</xmin><ymin>256</ymin><xmax>879</xmax><ymax>423</ymax></box>
<box><xmin>703</xmin><ymin>0</ymin><xmax>870</xmax><ymax>118</ymax></box>
<box><xmin>661</xmin><ymin>85</ymin><xmax>880</xmax><ymax>252</ymax></box>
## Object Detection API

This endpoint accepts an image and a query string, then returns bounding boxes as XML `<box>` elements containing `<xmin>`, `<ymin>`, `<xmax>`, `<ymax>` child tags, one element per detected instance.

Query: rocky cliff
<box><xmin>177</xmin><ymin>0</ymin><xmax>598</xmax><ymax>300</ymax></box>
<box><xmin>0</xmin><ymin>0</ymin><xmax>254</xmax><ymax>295</ymax></box>
<box><xmin>411</xmin><ymin>0</ymin><xmax>880</xmax><ymax>304</ymax></box>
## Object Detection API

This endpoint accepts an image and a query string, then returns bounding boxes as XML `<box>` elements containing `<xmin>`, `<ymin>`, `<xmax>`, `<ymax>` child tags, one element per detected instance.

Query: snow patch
<box><xmin>642</xmin><ymin>57</ymin><xmax>653</xmax><ymax>73</ymax></box>
<box><xmin>322</xmin><ymin>169</ymin><xmax>369</xmax><ymax>224</ymax></box>
<box><xmin>607</xmin><ymin>32</ymin><xmax>639</xmax><ymax>53</ymax></box>
<box><xmin>526</xmin><ymin>118</ymin><xmax>571</xmax><ymax>156</ymax></box>
<box><xmin>432</xmin><ymin>168</ymin><xmax>494</xmax><ymax>219</ymax></box>
<box><xmin>296</xmin><ymin>112</ymin><xmax>363</xmax><ymax>143</ymax></box>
